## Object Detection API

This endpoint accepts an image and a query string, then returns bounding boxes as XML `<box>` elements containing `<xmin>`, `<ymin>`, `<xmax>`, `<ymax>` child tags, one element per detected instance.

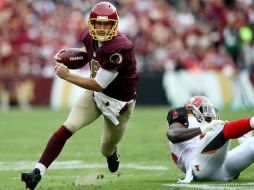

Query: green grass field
<box><xmin>1</xmin><ymin>106</ymin><xmax>254</xmax><ymax>190</ymax></box>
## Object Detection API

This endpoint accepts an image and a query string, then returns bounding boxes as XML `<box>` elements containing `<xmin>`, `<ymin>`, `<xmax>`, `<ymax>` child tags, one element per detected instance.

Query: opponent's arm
<box><xmin>167</xmin><ymin>121</ymin><xmax>215</xmax><ymax>143</ymax></box>
<box><xmin>166</xmin><ymin>122</ymin><xmax>202</xmax><ymax>143</ymax></box>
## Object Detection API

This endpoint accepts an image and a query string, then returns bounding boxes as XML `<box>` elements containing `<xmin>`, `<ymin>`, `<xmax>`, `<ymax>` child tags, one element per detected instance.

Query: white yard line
<box><xmin>162</xmin><ymin>183</ymin><xmax>254</xmax><ymax>190</ymax></box>
<box><xmin>4</xmin><ymin>161</ymin><xmax>253</xmax><ymax>189</ymax></box>
<box><xmin>0</xmin><ymin>160</ymin><xmax>168</xmax><ymax>171</ymax></box>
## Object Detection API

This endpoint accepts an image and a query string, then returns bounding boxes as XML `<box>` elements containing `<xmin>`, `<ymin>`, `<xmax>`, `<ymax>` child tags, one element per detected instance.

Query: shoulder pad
<box><xmin>81</xmin><ymin>28</ymin><xmax>91</xmax><ymax>46</ymax></box>
<box><xmin>101</xmin><ymin>33</ymin><xmax>133</xmax><ymax>54</ymax></box>
<box><xmin>167</xmin><ymin>107</ymin><xmax>189</xmax><ymax>127</ymax></box>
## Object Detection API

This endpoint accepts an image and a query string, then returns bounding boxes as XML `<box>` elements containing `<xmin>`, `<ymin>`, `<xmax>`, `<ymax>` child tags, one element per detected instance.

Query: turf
<box><xmin>0</xmin><ymin>106</ymin><xmax>254</xmax><ymax>190</ymax></box>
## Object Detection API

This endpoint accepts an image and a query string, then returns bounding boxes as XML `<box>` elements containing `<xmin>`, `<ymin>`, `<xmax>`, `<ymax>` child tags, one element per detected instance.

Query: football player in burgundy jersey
<box><xmin>166</xmin><ymin>96</ymin><xmax>254</xmax><ymax>183</ymax></box>
<box><xmin>21</xmin><ymin>2</ymin><xmax>138</xmax><ymax>189</ymax></box>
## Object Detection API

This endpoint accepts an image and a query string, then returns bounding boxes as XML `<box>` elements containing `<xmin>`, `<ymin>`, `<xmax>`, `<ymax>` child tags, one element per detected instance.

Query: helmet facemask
<box><xmin>88</xmin><ymin>18</ymin><xmax>118</xmax><ymax>42</ymax></box>
<box><xmin>186</xmin><ymin>96</ymin><xmax>220</xmax><ymax>123</ymax></box>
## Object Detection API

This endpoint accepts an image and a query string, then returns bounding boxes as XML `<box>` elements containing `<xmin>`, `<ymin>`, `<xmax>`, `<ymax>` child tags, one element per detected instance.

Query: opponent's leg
<box><xmin>225</xmin><ymin>138</ymin><xmax>254</xmax><ymax>179</ymax></box>
<box><xmin>223</xmin><ymin>118</ymin><xmax>254</xmax><ymax>138</ymax></box>
<box><xmin>223</xmin><ymin>118</ymin><xmax>254</xmax><ymax>179</ymax></box>
<box><xmin>101</xmin><ymin>100</ymin><xmax>135</xmax><ymax>172</ymax></box>
<box><xmin>191</xmin><ymin>123</ymin><xmax>230</xmax><ymax>180</ymax></box>
<box><xmin>193</xmin><ymin>117</ymin><xmax>254</xmax><ymax>181</ymax></box>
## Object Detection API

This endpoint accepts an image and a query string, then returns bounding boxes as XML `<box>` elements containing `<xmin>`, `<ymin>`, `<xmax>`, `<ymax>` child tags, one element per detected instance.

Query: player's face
<box><xmin>94</xmin><ymin>21</ymin><xmax>112</xmax><ymax>36</ymax></box>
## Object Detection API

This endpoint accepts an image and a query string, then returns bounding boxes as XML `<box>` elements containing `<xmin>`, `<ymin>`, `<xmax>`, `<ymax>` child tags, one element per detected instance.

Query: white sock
<box><xmin>35</xmin><ymin>163</ymin><xmax>46</xmax><ymax>176</ymax></box>
<box><xmin>250</xmin><ymin>117</ymin><xmax>254</xmax><ymax>129</ymax></box>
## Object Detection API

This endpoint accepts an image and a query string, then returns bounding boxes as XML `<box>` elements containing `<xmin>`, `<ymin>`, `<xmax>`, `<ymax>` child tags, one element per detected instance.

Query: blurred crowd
<box><xmin>1</xmin><ymin>0</ymin><xmax>254</xmax><ymax>76</ymax></box>
<box><xmin>1</xmin><ymin>0</ymin><xmax>254</xmax><ymax>109</ymax></box>
<box><xmin>118</xmin><ymin>0</ymin><xmax>254</xmax><ymax>74</ymax></box>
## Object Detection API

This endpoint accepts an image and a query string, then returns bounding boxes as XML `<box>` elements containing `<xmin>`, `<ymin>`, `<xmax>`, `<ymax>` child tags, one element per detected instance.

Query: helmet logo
<box><xmin>97</xmin><ymin>16</ymin><xmax>108</xmax><ymax>20</ymax></box>
<box><xmin>192</xmin><ymin>97</ymin><xmax>203</xmax><ymax>107</ymax></box>
<box><xmin>172</xmin><ymin>109</ymin><xmax>179</xmax><ymax>120</ymax></box>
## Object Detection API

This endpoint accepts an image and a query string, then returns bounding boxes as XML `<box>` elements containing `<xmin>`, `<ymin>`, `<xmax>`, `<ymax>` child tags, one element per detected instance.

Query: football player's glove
<box><xmin>200</xmin><ymin>120</ymin><xmax>225</xmax><ymax>133</ymax></box>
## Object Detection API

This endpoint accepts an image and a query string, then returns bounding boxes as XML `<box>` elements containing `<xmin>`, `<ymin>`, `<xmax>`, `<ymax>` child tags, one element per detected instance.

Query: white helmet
<box><xmin>185</xmin><ymin>96</ymin><xmax>219</xmax><ymax>123</ymax></box>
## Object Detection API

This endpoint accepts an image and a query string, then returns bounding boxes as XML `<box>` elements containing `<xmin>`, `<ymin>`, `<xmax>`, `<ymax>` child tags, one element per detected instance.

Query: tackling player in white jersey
<box><xmin>166</xmin><ymin>96</ymin><xmax>254</xmax><ymax>183</ymax></box>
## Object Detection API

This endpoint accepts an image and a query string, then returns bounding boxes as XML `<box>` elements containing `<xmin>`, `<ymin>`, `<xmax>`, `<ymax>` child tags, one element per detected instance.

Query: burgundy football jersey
<box><xmin>82</xmin><ymin>28</ymin><xmax>138</xmax><ymax>101</ymax></box>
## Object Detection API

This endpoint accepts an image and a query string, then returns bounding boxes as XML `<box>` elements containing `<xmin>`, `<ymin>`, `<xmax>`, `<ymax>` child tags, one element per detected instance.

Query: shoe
<box><xmin>21</xmin><ymin>168</ymin><xmax>41</xmax><ymax>190</ymax></box>
<box><xmin>106</xmin><ymin>150</ymin><xmax>120</xmax><ymax>173</ymax></box>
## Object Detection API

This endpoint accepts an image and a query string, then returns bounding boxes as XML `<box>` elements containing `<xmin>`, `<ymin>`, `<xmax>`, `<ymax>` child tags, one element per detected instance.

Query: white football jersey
<box><xmin>169</xmin><ymin>115</ymin><xmax>202</xmax><ymax>172</ymax></box>
<box><xmin>170</xmin><ymin>115</ymin><xmax>254</xmax><ymax>182</ymax></box>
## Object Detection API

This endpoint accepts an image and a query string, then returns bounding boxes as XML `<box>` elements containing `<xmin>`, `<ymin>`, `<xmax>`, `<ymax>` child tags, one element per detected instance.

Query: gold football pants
<box><xmin>64</xmin><ymin>90</ymin><xmax>135</xmax><ymax>157</ymax></box>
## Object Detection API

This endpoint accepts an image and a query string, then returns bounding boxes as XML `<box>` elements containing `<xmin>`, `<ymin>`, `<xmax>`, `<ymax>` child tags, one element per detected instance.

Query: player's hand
<box><xmin>200</xmin><ymin>120</ymin><xmax>225</xmax><ymax>133</ymax></box>
<box><xmin>54</xmin><ymin>49</ymin><xmax>66</xmax><ymax>62</ymax></box>
<box><xmin>54</xmin><ymin>62</ymin><xmax>70</xmax><ymax>79</ymax></box>
<box><xmin>200</xmin><ymin>122</ymin><xmax>213</xmax><ymax>133</ymax></box>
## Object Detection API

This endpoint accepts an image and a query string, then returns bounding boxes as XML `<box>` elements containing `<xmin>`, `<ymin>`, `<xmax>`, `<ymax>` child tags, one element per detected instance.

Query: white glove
<box><xmin>200</xmin><ymin>122</ymin><xmax>213</xmax><ymax>133</ymax></box>
<box><xmin>200</xmin><ymin>120</ymin><xmax>225</xmax><ymax>133</ymax></box>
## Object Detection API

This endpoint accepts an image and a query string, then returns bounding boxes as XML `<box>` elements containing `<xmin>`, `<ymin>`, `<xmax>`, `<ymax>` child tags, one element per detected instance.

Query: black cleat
<box><xmin>107</xmin><ymin>150</ymin><xmax>120</xmax><ymax>173</ymax></box>
<box><xmin>21</xmin><ymin>168</ymin><xmax>41</xmax><ymax>190</ymax></box>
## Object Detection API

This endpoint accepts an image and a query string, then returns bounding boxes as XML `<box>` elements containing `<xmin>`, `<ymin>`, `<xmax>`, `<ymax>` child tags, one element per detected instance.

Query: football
<box><xmin>56</xmin><ymin>48</ymin><xmax>88</xmax><ymax>69</ymax></box>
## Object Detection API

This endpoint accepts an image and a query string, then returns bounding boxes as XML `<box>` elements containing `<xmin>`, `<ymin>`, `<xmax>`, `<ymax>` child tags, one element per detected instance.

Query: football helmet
<box><xmin>185</xmin><ymin>96</ymin><xmax>219</xmax><ymax>123</ymax></box>
<box><xmin>88</xmin><ymin>2</ymin><xmax>119</xmax><ymax>42</ymax></box>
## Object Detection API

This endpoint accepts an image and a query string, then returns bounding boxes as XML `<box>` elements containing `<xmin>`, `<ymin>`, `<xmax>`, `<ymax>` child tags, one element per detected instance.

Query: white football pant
<box><xmin>192</xmin><ymin>124</ymin><xmax>254</xmax><ymax>181</ymax></box>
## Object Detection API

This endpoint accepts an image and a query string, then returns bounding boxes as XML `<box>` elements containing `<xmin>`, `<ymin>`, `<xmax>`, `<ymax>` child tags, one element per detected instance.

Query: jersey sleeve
<box><xmin>167</xmin><ymin>107</ymin><xmax>189</xmax><ymax>127</ymax></box>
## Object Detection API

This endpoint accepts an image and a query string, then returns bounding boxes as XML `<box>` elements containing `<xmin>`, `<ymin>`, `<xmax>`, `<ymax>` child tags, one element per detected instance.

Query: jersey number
<box><xmin>90</xmin><ymin>59</ymin><xmax>100</xmax><ymax>78</ymax></box>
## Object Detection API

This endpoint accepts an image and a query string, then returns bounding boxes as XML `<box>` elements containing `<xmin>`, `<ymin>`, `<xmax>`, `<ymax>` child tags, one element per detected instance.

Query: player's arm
<box><xmin>166</xmin><ymin>122</ymin><xmax>202</xmax><ymax>143</ymax></box>
<box><xmin>54</xmin><ymin>62</ymin><xmax>117</xmax><ymax>91</ymax></box>
<box><xmin>63</xmin><ymin>73</ymin><xmax>103</xmax><ymax>91</ymax></box>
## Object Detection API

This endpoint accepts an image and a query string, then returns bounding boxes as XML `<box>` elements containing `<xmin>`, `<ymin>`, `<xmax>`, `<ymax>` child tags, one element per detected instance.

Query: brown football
<box><xmin>57</xmin><ymin>48</ymin><xmax>88</xmax><ymax>69</ymax></box>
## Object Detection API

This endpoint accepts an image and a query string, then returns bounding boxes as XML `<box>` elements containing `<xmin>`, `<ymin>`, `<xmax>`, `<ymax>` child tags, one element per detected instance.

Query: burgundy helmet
<box><xmin>88</xmin><ymin>2</ymin><xmax>119</xmax><ymax>42</ymax></box>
